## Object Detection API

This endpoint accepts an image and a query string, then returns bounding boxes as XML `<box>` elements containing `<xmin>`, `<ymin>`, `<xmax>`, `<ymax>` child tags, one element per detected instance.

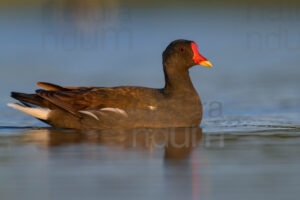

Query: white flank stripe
<box><xmin>148</xmin><ymin>106</ymin><xmax>156</xmax><ymax>110</ymax></box>
<box><xmin>7</xmin><ymin>103</ymin><xmax>50</xmax><ymax>120</ymax></box>
<box><xmin>100</xmin><ymin>108</ymin><xmax>128</xmax><ymax>117</ymax></box>
<box><xmin>79</xmin><ymin>111</ymin><xmax>99</xmax><ymax>120</ymax></box>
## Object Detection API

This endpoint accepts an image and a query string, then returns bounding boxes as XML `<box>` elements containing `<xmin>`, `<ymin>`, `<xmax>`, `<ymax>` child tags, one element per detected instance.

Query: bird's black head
<box><xmin>162</xmin><ymin>39</ymin><xmax>212</xmax><ymax>69</ymax></box>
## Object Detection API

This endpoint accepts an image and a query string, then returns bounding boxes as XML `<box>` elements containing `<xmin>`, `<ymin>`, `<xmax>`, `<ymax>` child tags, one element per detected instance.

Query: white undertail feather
<box><xmin>7</xmin><ymin>103</ymin><xmax>51</xmax><ymax>120</ymax></box>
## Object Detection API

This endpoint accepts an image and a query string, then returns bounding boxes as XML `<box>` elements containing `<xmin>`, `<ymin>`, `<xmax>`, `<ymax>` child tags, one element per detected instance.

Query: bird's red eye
<box><xmin>179</xmin><ymin>47</ymin><xmax>185</xmax><ymax>52</ymax></box>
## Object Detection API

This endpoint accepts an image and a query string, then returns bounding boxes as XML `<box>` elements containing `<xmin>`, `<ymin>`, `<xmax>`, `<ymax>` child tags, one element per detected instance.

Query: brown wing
<box><xmin>36</xmin><ymin>88</ymin><xmax>96</xmax><ymax>117</ymax></box>
<box><xmin>37</xmin><ymin>82</ymin><xmax>92</xmax><ymax>91</ymax></box>
<box><xmin>36</xmin><ymin>82</ymin><xmax>99</xmax><ymax>117</ymax></box>
<box><xmin>35</xmin><ymin>86</ymin><xmax>160</xmax><ymax>118</ymax></box>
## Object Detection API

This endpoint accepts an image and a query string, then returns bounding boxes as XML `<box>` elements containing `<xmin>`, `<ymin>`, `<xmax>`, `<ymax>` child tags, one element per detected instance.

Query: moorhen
<box><xmin>8</xmin><ymin>39</ymin><xmax>213</xmax><ymax>129</ymax></box>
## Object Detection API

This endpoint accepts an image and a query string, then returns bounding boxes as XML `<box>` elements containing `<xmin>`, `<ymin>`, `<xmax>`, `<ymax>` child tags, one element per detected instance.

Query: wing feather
<box><xmin>35</xmin><ymin>85</ymin><xmax>160</xmax><ymax>118</ymax></box>
<box><xmin>37</xmin><ymin>82</ymin><xmax>92</xmax><ymax>91</ymax></box>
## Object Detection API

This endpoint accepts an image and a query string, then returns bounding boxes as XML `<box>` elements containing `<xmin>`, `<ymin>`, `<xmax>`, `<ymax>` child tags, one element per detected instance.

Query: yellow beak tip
<box><xmin>199</xmin><ymin>61</ymin><xmax>213</xmax><ymax>68</ymax></box>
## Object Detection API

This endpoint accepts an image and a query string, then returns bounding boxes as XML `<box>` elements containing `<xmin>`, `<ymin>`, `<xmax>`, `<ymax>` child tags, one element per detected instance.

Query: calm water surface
<box><xmin>1</xmin><ymin>1</ymin><xmax>300</xmax><ymax>200</ymax></box>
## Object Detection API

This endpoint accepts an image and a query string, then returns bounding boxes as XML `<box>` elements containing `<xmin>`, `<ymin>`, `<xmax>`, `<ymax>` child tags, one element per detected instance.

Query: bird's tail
<box><xmin>11</xmin><ymin>92</ymin><xmax>44</xmax><ymax>107</ymax></box>
<box><xmin>8</xmin><ymin>92</ymin><xmax>51</xmax><ymax>120</ymax></box>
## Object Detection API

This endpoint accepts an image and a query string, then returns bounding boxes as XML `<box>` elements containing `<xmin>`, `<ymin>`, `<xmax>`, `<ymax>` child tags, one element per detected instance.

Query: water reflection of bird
<box><xmin>21</xmin><ymin>127</ymin><xmax>202</xmax><ymax>160</ymax></box>
<box><xmin>8</xmin><ymin>40</ymin><xmax>212</xmax><ymax>130</ymax></box>
<box><xmin>18</xmin><ymin>126</ymin><xmax>207</xmax><ymax>199</ymax></box>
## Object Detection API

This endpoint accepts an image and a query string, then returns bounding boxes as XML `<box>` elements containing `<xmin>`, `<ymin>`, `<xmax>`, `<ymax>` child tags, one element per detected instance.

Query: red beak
<box><xmin>191</xmin><ymin>42</ymin><xmax>213</xmax><ymax>68</ymax></box>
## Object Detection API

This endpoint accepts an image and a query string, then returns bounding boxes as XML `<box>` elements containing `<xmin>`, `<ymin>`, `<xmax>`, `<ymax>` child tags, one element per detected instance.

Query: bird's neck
<box><xmin>163</xmin><ymin>64</ymin><xmax>197</xmax><ymax>95</ymax></box>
